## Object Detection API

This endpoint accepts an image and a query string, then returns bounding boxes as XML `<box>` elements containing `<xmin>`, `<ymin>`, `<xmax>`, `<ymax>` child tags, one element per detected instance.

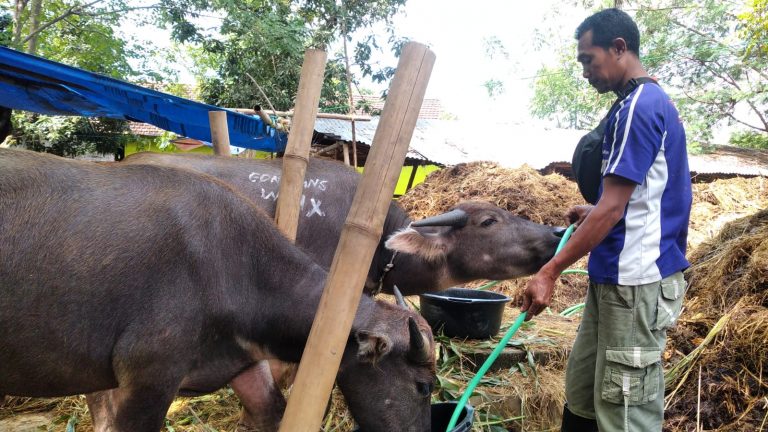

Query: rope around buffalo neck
<box><xmin>373</xmin><ymin>250</ymin><xmax>398</xmax><ymax>296</ymax></box>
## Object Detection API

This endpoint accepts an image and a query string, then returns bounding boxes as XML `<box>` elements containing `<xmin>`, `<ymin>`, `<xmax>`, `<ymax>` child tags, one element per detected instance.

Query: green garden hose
<box><xmin>445</xmin><ymin>224</ymin><xmax>583</xmax><ymax>431</ymax></box>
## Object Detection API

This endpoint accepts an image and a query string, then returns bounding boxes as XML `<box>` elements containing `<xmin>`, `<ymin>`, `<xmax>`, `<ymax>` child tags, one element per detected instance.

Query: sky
<box><xmin>120</xmin><ymin>0</ymin><xmax>592</xmax><ymax>125</ymax></box>
<box><xmin>357</xmin><ymin>0</ymin><xmax>586</xmax><ymax>123</ymax></box>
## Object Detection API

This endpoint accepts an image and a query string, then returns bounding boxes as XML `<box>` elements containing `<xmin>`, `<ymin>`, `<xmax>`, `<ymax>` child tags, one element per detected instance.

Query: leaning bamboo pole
<box><xmin>278</xmin><ymin>41</ymin><xmax>435</xmax><ymax>432</ymax></box>
<box><xmin>208</xmin><ymin>111</ymin><xmax>231</xmax><ymax>156</ymax></box>
<box><xmin>274</xmin><ymin>49</ymin><xmax>328</xmax><ymax>242</ymax></box>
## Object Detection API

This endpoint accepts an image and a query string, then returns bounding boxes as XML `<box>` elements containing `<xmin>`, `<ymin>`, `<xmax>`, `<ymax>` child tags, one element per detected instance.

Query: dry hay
<box><xmin>688</xmin><ymin>177</ymin><xmax>768</xmax><ymax>250</ymax></box>
<box><xmin>399</xmin><ymin>161</ymin><xmax>582</xmax><ymax>226</ymax></box>
<box><xmin>430</xmin><ymin>313</ymin><xmax>578</xmax><ymax>431</ymax></box>
<box><xmin>664</xmin><ymin>209</ymin><xmax>768</xmax><ymax>431</ymax></box>
<box><xmin>1</xmin><ymin>388</ymin><xmax>353</xmax><ymax>431</ymax></box>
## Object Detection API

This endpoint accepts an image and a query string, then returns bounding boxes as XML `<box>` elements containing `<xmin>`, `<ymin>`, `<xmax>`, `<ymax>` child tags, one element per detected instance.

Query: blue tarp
<box><xmin>0</xmin><ymin>47</ymin><xmax>287</xmax><ymax>152</ymax></box>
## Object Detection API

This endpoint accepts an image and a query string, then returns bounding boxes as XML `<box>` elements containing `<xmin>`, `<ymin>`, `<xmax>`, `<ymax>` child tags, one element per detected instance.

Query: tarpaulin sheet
<box><xmin>0</xmin><ymin>46</ymin><xmax>287</xmax><ymax>152</ymax></box>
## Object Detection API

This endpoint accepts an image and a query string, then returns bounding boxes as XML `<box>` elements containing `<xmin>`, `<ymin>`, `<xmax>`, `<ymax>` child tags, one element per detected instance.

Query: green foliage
<box><xmin>729</xmin><ymin>130</ymin><xmax>768</xmax><ymax>149</ymax></box>
<box><xmin>11</xmin><ymin>113</ymin><xmax>131</xmax><ymax>157</ymax></box>
<box><xmin>0</xmin><ymin>12</ymin><xmax>11</xmax><ymax>46</ymax></box>
<box><xmin>158</xmin><ymin>0</ymin><xmax>407</xmax><ymax>111</ymax></box>
<box><xmin>636</xmin><ymin>0</ymin><xmax>768</xmax><ymax>147</ymax></box>
<box><xmin>530</xmin><ymin>1</ymin><xmax>768</xmax><ymax>150</ymax></box>
<box><xmin>529</xmin><ymin>48</ymin><xmax>613</xmax><ymax>129</ymax></box>
<box><xmin>739</xmin><ymin>0</ymin><xmax>768</xmax><ymax>59</ymax></box>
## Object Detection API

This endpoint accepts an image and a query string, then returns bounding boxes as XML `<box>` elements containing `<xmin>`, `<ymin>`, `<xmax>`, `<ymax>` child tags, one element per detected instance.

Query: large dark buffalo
<box><xmin>0</xmin><ymin>149</ymin><xmax>435</xmax><ymax>432</ymax></box>
<box><xmin>123</xmin><ymin>152</ymin><xmax>564</xmax><ymax>296</ymax></box>
<box><xmin>122</xmin><ymin>152</ymin><xmax>565</xmax><ymax>430</ymax></box>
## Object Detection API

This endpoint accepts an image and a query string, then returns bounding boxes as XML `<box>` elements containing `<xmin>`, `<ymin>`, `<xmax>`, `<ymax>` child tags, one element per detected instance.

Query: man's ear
<box><xmin>612</xmin><ymin>37</ymin><xmax>628</xmax><ymax>56</ymax></box>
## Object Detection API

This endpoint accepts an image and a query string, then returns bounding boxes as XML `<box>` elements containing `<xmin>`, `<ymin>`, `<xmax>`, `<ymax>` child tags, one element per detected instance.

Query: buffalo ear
<box><xmin>384</xmin><ymin>228</ymin><xmax>448</xmax><ymax>262</ymax></box>
<box><xmin>355</xmin><ymin>330</ymin><xmax>392</xmax><ymax>364</ymax></box>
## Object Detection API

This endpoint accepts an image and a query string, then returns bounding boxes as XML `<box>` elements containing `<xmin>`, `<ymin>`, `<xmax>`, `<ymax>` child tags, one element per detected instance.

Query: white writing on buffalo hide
<box><xmin>249</xmin><ymin>172</ymin><xmax>329</xmax><ymax>218</ymax></box>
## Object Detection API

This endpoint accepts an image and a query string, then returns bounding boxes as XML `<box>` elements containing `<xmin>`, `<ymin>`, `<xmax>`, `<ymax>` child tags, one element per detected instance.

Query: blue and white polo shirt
<box><xmin>588</xmin><ymin>83</ymin><xmax>692</xmax><ymax>286</ymax></box>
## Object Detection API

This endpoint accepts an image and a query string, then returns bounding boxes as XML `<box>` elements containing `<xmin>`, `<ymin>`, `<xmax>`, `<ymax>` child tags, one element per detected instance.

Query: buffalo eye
<box><xmin>416</xmin><ymin>381</ymin><xmax>433</xmax><ymax>397</ymax></box>
<box><xmin>480</xmin><ymin>218</ymin><xmax>497</xmax><ymax>227</ymax></box>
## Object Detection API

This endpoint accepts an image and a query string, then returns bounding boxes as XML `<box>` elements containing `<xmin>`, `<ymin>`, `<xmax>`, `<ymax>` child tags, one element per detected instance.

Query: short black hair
<box><xmin>575</xmin><ymin>8</ymin><xmax>640</xmax><ymax>56</ymax></box>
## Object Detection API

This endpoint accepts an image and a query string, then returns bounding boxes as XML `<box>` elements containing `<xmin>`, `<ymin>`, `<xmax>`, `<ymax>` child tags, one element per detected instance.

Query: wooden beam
<box><xmin>274</xmin><ymin>49</ymin><xmax>328</xmax><ymax>242</ymax></box>
<box><xmin>342</xmin><ymin>141</ymin><xmax>350</xmax><ymax>166</ymax></box>
<box><xmin>208</xmin><ymin>111</ymin><xmax>231</xmax><ymax>156</ymax></box>
<box><xmin>277</xmin><ymin>41</ymin><xmax>435</xmax><ymax>432</ymax></box>
<box><xmin>314</xmin><ymin>141</ymin><xmax>342</xmax><ymax>156</ymax></box>
<box><xmin>232</xmin><ymin>108</ymin><xmax>371</xmax><ymax>122</ymax></box>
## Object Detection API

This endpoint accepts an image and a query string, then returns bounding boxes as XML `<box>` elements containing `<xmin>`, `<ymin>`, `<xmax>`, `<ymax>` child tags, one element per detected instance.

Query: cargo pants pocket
<box><xmin>601</xmin><ymin>347</ymin><xmax>661</xmax><ymax>406</ymax></box>
<box><xmin>653</xmin><ymin>276</ymin><xmax>686</xmax><ymax>331</ymax></box>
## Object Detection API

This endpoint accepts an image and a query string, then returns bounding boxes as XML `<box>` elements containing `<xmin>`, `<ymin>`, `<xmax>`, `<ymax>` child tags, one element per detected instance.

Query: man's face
<box><xmin>577</xmin><ymin>30</ymin><xmax>621</xmax><ymax>94</ymax></box>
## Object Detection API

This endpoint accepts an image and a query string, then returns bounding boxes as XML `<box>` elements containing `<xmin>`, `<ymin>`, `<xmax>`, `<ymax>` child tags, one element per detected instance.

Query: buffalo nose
<box><xmin>553</xmin><ymin>226</ymin><xmax>568</xmax><ymax>238</ymax></box>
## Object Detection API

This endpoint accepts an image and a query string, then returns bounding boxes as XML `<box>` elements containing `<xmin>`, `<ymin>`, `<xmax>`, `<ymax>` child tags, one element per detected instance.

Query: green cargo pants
<box><xmin>564</xmin><ymin>272</ymin><xmax>686</xmax><ymax>431</ymax></box>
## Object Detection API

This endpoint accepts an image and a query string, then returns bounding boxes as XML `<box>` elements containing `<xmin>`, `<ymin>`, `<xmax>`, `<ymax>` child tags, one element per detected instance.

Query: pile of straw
<box><xmin>689</xmin><ymin>177</ymin><xmax>767</xmax><ymax>250</ymax></box>
<box><xmin>664</xmin><ymin>209</ymin><xmax>768</xmax><ymax>431</ymax></box>
<box><xmin>430</xmin><ymin>313</ymin><xmax>578</xmax><ymax>432</ymax></box>
<box><xmin>399</xmin><ymin>161</ymin><xmax>582</xmax><ymax>226</ymax></box>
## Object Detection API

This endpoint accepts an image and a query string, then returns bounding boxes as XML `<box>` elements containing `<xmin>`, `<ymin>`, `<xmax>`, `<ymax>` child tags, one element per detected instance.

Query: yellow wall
<box><xmin>356</xmin><ymin>164</ymin><xmax>441</xmax><ymax>197</ymax></box>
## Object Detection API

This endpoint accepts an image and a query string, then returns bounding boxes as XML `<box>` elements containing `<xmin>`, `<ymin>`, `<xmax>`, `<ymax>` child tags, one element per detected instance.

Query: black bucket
<box><xmin>420</xmin><ymin>288</ymin><xmax>510</xmax><ymax>339</ymax></box>
<box><xmin>431</xmin><ymin>401</ymin><xmax>475</xmax><ymax>432</ymax></box>
<box><xmin>352</xmin><ymin>402</ymin><xmax>474</xmax><ymax>432</ymax></box>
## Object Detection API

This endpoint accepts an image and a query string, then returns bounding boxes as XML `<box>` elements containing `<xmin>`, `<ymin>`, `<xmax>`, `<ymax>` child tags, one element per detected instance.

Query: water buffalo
<box><xmin>122</xmin><ymin>152</ymin><xmax>564</xmax><ymax>430</ymax></box>
<box><xmin>122</xmin><ymin>152</ymin><xmax>564</xmax><ymax>296</ymax></box>
<box><xmin>0</xmin><ymin>148</ymin><xmax>435</xmax><ymax>432</ymax></box>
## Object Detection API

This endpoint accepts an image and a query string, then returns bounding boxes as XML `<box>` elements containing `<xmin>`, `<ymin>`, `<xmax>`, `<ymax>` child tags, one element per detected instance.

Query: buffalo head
<box><xmin>385</xmin><ymin>201</ymin><xmax>562</xmax><ymax>289</ymax></box>
<box><xmin>337</xmin><ymin>301</ymin><xmax>435</xmax><ymax>432</ymax></box>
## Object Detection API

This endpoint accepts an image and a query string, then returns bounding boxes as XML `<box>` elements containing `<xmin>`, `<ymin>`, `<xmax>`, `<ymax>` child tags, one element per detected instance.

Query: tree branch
<box><xmin>684</xmin><ymin>89</ymin><xmax>765</xmax><ymax>131</ymax></box>
<box><xmin>21</xmin><ymin>0</ymin><xmax>107</xmax><ymax>44</ymax></box>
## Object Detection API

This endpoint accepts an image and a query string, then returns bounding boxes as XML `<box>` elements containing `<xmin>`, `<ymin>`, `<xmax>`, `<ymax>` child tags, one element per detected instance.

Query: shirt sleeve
<box><xmin>603</xmin><ymin>85</ymin><xmax>664</xmax><ymax>185</ymax></box>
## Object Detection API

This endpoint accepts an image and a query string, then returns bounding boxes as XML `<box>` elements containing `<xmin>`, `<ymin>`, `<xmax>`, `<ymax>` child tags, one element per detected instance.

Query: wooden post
<box><xmin>274</xmin><ymin>49</ymin><xmax>328</xmax><ymax>242</ymax></box>
<box><xmin>208</xmin><ymin>111</ymin><xmax>231</xmax><ymax>156</ymax></box>
<box><xmin>342</xmin><ymin>141</ymin><xmax>350</xmax><ymax>166</ymax></box>
<box><xmin>278</xmin><ymin>42</ymin><xmax>435</xmax><ymax>432</ymax></box>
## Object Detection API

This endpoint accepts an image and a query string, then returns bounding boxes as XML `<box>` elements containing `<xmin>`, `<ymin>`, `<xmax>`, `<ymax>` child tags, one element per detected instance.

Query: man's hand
<box><xmin>566</xmin><ymin>205</ymin><xmax>594</xmax><ymax>227</ymax></box>
<box><xmin>520</xmin><ymin>266</ymin><xmax>559</xmax><ymax>321</ymax></box>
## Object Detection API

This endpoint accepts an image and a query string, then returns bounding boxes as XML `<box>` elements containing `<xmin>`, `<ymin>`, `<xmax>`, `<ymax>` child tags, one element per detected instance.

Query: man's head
<box><xmin>575</xmin><ymin>8</ymin><xmax>642</xmax><ymax>94</ymax></box>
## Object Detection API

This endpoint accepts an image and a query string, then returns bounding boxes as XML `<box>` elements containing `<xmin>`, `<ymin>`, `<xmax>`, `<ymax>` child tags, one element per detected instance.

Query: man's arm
<box><xmin>520</xmin><ymin>175</ymin><xmax>637</xmax><ymax>319</ymax></box>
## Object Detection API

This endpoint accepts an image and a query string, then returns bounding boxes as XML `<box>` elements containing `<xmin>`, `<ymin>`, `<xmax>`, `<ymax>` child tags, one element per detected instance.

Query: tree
<box><xmin>4</xmin><ymin>0</ymin><xmax>177</xmax><ymax>156</ymax></box>
<box><xmin>156</xmin><ymin>0</ymin><xmax>407</xmax><ymax>111</ymax></box>
<box><xmin>530</xmin><ymin>49</ymin><xmax>614</xmax><ymax>129</ymax></box>
<box><xmin>635</xmin><ymin>0</ymin><xmax>768</xmax><ymax>150</ymax></box>
<box><xmin>528</xmin><ymin>1</ymin><xmax>768</xmax><ymax>151</ymax></box>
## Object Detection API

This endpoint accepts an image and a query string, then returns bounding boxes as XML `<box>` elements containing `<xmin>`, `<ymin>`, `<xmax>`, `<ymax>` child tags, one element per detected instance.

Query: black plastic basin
<box><xmin>431</xmin><ymin>401</ymin><xmax>474</xmax><ymax>432</ymax></box>
<box><xmin>352</xmin><ymin>401</ymin><xmax>474</xmax><ymax>432</ymax></box>
<box><xmin>420</xmin><ymin>288</ymin><xmax>510</xmax><ymax>339</ymax></box>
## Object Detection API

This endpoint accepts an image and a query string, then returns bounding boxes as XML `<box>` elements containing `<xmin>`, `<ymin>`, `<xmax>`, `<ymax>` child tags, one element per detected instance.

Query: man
<box><xmin>520</xmin><ymin>8</ymin><xmax>692</xmax><ymax>432</ymax></box>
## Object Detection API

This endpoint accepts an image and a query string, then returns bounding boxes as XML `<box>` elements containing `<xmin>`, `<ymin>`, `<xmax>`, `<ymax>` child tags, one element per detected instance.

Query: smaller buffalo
<box><xmin>0</xmin><ymin>149</ymin><xmax>436</xmax><ymax>432</ymax></box>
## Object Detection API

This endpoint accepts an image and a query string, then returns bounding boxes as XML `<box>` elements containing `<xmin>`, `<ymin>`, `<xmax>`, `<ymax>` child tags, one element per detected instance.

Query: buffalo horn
<box><xmin>393</xmin><ymin>285</ymin><xmax>408</xmax><ymax>309</ymax></box>
<box><xmin>410</xmin><ymin>209</ymin><xmax>468</xmax><ymax>228</ymax></box>
<box><xmin>407</xmin><ymin>317</ymin><xmax>431</xmax><ymax>363</ymax></box>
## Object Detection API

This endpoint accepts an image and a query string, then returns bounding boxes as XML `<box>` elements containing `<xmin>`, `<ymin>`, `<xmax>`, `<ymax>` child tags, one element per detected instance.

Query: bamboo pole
<box><xmin>208</xmin><ymin>111</ymin><xmax>231</xmax><ymax>156</ymax></box>
<box><xmin>278</xmin><ymin>41</ymin><xmax>435</xmax><ymax>432</ymax></box>
<box><xmin>274</xmin><ymin>49</ymin><xmax>328</xmax><ymax>242</ymax></box>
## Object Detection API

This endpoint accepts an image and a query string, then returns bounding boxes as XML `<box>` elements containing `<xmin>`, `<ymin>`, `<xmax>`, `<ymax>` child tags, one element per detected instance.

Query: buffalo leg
<box><xmin>86</xmin><ymin>386</ymin><xmax>177</xmax><ymax>432</ymax></box>
<box><xmin>230</xmin><ymin>361</ymin><xmax>286</xmax><ymax>432</ymax></box>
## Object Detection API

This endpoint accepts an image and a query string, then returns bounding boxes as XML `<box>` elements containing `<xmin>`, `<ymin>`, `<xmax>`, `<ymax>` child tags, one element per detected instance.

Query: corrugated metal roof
<box><xmin>314</xmin><ymin>117</ymin><xmax>768</xmax><ymax>177</ymax></box>
<box><xmin>314</xmin><ymin>117</ymin><xmax>585</xmax><ymax>169</ymax></box>
<box><xmin>351</xmin><ymin>95</ymin><xmax>442</xmax><ymax>119</ymax></box>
